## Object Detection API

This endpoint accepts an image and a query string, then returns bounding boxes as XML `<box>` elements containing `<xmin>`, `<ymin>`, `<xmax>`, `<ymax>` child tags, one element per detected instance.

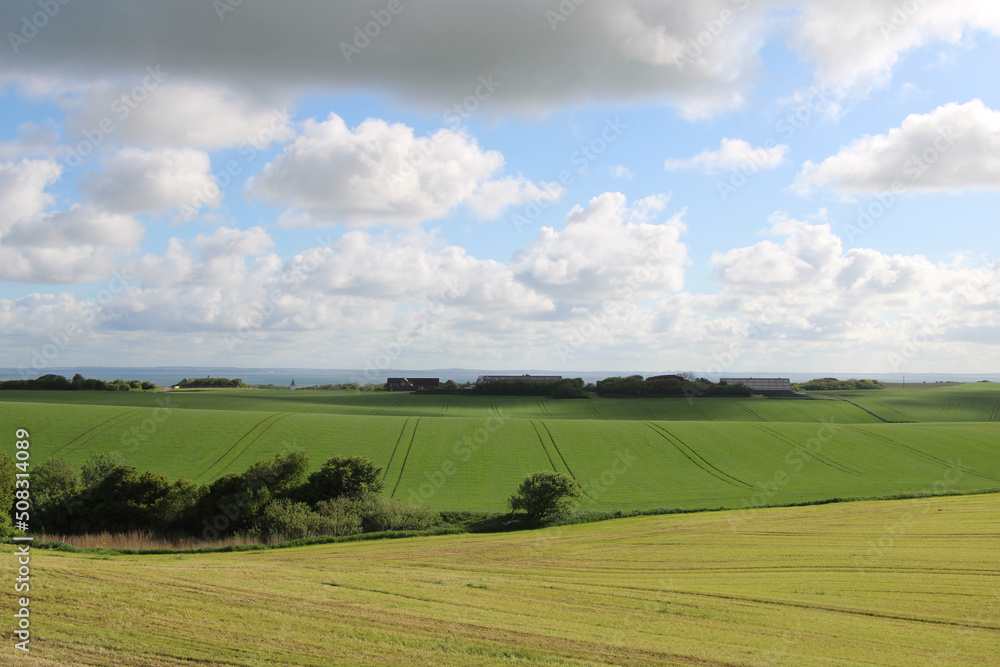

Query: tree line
<box><xmin>0</xmin><ymin>374</ymin><xmax>157</xmax><ymax>392</ymax></box>
<box><xmin>1</xmin><ymin>447</ymin><xmax>590</xmax><ymax>544</ymax></box>
<box><xmin>595</xmin><ymin>375</ymin><xmax>753</xmax><ymax>398</ymax></box>
<box><xmin>4</xmin><ymin>452</ymin><xmax>438</xmax><ymax>543</ymax></box>
<box><xmin>793</xmin><ymin>378</ymin><xmax>885</xmax><ymax>391</ymax></box>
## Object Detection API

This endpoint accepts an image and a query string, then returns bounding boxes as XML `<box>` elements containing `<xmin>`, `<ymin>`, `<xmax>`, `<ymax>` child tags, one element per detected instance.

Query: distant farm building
<box><xmin>386</xmin><ymin>377</ymin><xmax>440</xmax><ymax>392</ymax></box>
<box><xmin>476</xmin><ymin>374</ymin><xmax>563</xmax><ymax>385</ymax></box>
<box><xmin>720</xmin><ymin>377</ymin><xmax>793</xmax><ymax>394</ymax></box>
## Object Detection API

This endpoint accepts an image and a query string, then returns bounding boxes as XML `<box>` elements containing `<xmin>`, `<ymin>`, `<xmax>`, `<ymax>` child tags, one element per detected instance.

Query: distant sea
<box><xmin>1</xmin><ymin>366</ymin><xmax>997</xmax><ymax>386</ymax></box>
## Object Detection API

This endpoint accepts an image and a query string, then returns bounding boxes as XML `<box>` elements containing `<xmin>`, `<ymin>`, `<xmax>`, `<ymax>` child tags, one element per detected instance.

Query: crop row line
<box><xmin>645</xmin><ymin>422</ymin><xmax>753</xmax><ymax>489</ymax></box>
<box><xmin>383</xmin><ymin>417</ymin><xmax>412</xmax><ymax>481</ymax></box>
<box><xmin>390</xmin><ymin>417</ymin><xmax>421</xmax><ymax>498</ymax></box>
<box><xmin>50</xmin><ymin>408</ymin><xmax>144</xmax><ymax>458</ymax></box>
<box><xmin>754</xmin><ymin>424</ymin><xmax>862</xmax><ymax>476</ymax></box>
<box><xmin>201</xmin><ymin>413</ymin><xmax>283</xmax><ymax>479</ymax></box>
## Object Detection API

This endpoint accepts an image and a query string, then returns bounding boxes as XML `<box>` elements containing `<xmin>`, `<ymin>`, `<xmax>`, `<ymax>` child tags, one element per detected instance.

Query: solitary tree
<box><xmin>508</xmin><ymin>471</ymin><xmax>584</xmax><ymax>521</ymax></box>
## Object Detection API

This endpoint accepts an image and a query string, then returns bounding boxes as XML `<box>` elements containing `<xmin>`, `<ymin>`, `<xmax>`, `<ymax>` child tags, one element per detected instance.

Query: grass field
<box><xmin>815</xmin><ymin>382</ymin><xmax>1000</xmax><ymax>422</ymax></box>
<box><xmin>3</xmin><ymin>384</ymin><xmax>999</xmax><ymax>512</ymax></box>
<box><xmin>5</xmin><ymin>493</ymin><xmax>998</xmax><ymax>665</ymax></box>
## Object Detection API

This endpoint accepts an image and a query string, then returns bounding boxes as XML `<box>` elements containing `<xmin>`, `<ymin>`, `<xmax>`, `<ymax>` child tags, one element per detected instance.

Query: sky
<box><xmin>0</xmin><ymin>0</ymin><xmax>998</xmax><ymax>377</ymax></box>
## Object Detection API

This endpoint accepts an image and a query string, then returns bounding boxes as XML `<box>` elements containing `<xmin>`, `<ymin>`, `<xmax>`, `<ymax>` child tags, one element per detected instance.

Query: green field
<box><xmin>6</xmin><ymin>493</ymin><xmax>998</xmax><ymax>665</ymax></box>
<box><xmin>2</xmin><ymin>384</ymin><xmax>998</xmax><ymax>512</ymax></box>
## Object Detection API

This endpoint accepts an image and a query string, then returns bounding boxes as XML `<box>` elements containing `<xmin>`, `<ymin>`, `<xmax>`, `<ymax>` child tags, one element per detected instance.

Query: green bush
<box><xmin>0</xmin><ymin>451</ymin><xmax>15</xmax><ymax>538</ymax></box>
<box><xmin>350</xmin><ymin>493</ymin><xmax>441</xmax><ymax>532</ymax></box>
<box><xmin>508</xmin><ymin>471</ymin><xmax>584</xmax><ymax>521</ymax></box>
<box><xmin>303</xmin><ymin>455</ymin><xmax>384</xmax><ymax>503</ymax></box>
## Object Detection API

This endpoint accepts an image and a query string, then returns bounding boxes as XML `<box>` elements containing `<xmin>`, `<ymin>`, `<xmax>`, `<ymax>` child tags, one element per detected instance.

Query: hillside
<box><xmin>9</xmin><ymin>493</ymin><xmax>999</xmax><ymax>666</ymax></box>
<box><xmin>3</xmin><ymin>384</ymin><xmax>998</xmax><ymax>512</ymax></box>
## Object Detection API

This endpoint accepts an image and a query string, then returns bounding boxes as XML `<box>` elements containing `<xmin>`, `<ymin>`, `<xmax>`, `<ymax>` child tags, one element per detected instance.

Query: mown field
<box><xmin>5</xmin><ymin>493</ymin><xmax>998</xmax><ymax>665</ymax></box>
<box><xmin>2</xmin><ymin>384</ymin><xmax>999</xmax><ymax>512</ymax></box>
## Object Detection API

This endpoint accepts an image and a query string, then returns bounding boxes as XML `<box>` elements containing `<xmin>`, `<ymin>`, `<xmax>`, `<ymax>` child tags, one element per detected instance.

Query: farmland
<box><xmin>5</xmin><ymin>493</ymin><xmax>998</xmax><ymax>665</ymax></box>
<box><xmin>2</xmin><ymin>383</ymin><xmax>998</xmax><ymax>512</ymax></box>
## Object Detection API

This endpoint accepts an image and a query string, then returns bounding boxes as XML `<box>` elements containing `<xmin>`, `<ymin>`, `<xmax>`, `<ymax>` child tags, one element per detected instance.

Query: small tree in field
<box><xmin>508</xmin><ymin>471</ymin><xmax>583</xmax><ymax>521</ymax></box>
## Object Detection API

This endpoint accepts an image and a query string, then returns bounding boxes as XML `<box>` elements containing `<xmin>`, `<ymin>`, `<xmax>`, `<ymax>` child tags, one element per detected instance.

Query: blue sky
<box><xmin>1</xmin><ymin>1</ymin><xmax>998</xmax><ymax>376</ymax></box>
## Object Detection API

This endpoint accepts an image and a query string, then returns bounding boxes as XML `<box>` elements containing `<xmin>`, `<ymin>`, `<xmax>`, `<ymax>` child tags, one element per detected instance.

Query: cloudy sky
<box><xmin>1</xmin><ymin>0</ymin><xmax>998</xmax><ymax>376</ymax></box>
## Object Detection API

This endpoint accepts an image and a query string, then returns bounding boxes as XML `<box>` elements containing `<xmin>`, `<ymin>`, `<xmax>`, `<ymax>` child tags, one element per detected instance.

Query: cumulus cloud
<box><xmin>80</xmin><ymin>147</ymin><xmax>220</xmax><ymax>215</ymax></box>
<box><xmin>112</xmin><ymin>224</ymin><xmax>553</xmax><ymax>336</ymax></box>
<box><xmin>466</xmin><ymin>177</ymin><xmax>566</xmax><ymax>220</ymax></box>
<box><xmin>2</xmin><ymin>212</ymin><xmax>997</xmax><ymax>370</ymax></box>
<box><xmin>249</xmin><ymin>114</ymin><xmax>554</xmax><ymax>226</ymax></box>
<box><xmin>61</xmin><ymin>77</ymin><xmax>293</xmax><ymax>151</ymax></box>
<box><xmin>706</xmin><ymin>214</ymin><xmax>999</xmax><ymax>337</ymax></box>
<box><xmin>789</xmin><ymin>0</ymin><xmax>1000</xmax><ymax>96</ymax></box>
<box><xmin>0</xmin><ymin>205</ymin><xmax>143</xmax><ymax>283</ymax></box>
<box><xmin>0</xmin><ymin>159</ymin><xmax>61</xmax><ymax>232</ymax></box>
<box><xmin>512</xmin><ymin>192</ymin><xmax>688</xmax><ymax>301</ymax></box>
<box><xmin>0</xmin><ymin>123</ymin><xmax>61</xmax><ymax>161</ymax></box>
<box><xmin>0</xmin><ymin>158</ymin><xmax>144</xmax><ymax>283</ymax></box>
<box><xmin>793</xmin><ymin>100</ymin><xmax>1000</xmax><ymax>197</ymax></box>
<box><xmin>665</xmin><ymin>138</ymin><xmax>789</xmax><ymax>174</ymax></box>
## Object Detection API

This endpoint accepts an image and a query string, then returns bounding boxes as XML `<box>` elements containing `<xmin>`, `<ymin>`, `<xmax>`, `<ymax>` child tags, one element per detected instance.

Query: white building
<box><xmin>720</xmin><ymin>377</ymin><xmax>792</xmax><ymax>393</ymax></box>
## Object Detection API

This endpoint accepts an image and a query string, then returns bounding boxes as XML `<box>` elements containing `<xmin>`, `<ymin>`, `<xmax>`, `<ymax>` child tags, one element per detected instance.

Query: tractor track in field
<box><xmin>439</xmin><ymin>397</ymin><xmax>449</xmax><ymax>416</ymax></box>
<box><xmin>213</xmin><ymin>413</ymin><xmax>293</xmax><ymax>476</ymax></box>
<box><xmin>645</xmin><ymin>422</ymin><xmax>753</xmax><ymax>489</ymax></box>
<box><xmin>687</xmin><ymin>401</ymin><xmax>711</xmax><ymax>421</ymax></box>
<box><xmin>530</xmin><ymin>420</ymin><xmax>560</xmax><ymax>472</ymax></box>
<box><xmin>634</xmin><ymin>401</ymin><xmax>657</xmax><ymax>421</ymax></box>
<box><xmin>539</xmin><ymin>421</ymin><xmax>587</xmax><ymax>495</ymax></box>
<box><xmin>537</xmin><ymin>400</ymin><xmax>555</xmax><ymax>419</ymax></box>
<box><xmin>390</xmin><ymin>417</ymin><xmax>421</xmax><ymax>498</ymax></box>
<box><xmin>201</xmin><ymin>413</ymin><xmax>284</xmax><ymax>478</ymax></box>
<box><xmin>789</xmin><ymin>404</ymin><xmax>818</xmax><ymax>422</ymax></box>
<box><xmin>588</xmin><ymin>582</ymin><xmax>1000</xmax><ymax>631</ymax></box>
<box><xmin>753</xmin><ymin>424</ymin><xmax>863</xmax><ymax>477</ymax></box>
<box><xmin>840</xmin><ymin>398</ymin><xmax>912</xmax><ymax>423</ymax></box>
<box><xmin>988</xmin><ymin>399</ymin><xmax>1000</xmax><ymax>422</ymax></box>
<box><xmin>586</xmin><ymin>402</ymin><xmax>602</xmax><ymax>419</ymax></box>
<box><xmin>854</xmin><ymin>426</ymin><xmax>1000</xmax><ymax>482</ymax></box>
<box><xmin>735</xmin><ymin>402</ymin><xmax>764</xmax><ymax>422</ymax></box>
<box><xmin>49</xmin><ymin>409</ymin><xmax>144</xmax><ymax>458</ymax></box>
<box><xmin>383</xmin><ymin>418</ymin><xmax>412</xmax><ymax>481</ymax></box>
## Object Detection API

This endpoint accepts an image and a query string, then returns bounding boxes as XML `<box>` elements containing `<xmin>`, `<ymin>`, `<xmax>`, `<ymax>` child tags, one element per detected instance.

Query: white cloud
<box><xmin>793</xmin><ymin>100</ymin><xmax>1000</xmax><ymax>197</ymax></box>
<box><xmin>512</xmin><ymin>192</ymin><xmax>688</xmax><ymax>301</ymax></box>
<box><xmin>80</xmin><ymin>147</ymin><xmax>220</xmax><ymax>215</ymax></box>
<box><xmin>0</xmin><ymin>158</ymin><xmax>144</xmax><ymax>283</ymax></box>
<box><xmin>665</xmin><ymin>138</ymin><xmax>788</xmax><ymax>174</ymax></box>
<box><xmin>2</xmin><ymin>212</ymin><xmax>997</xmax><ymax>371</ymax></box>
<box><xmin>0</xmin><ymin>123</ymin><xmax>61</xmax><ymax>161</ymax></box>
<box><xmin>789</xmin><ymin>0</ymin><xmax>1000</xmax><ymax>96</ymax></box>
<box><xmin>0</xmin><ymin>159</ymin><xmax>62</xmax><ymax>232</ymax></box>
<box><xmin>249</xmin><ymin>114</ymin><xmax>553</xmax><ymax>227</ymax></box>
<box><xmin>61</xmin><ymin>77</ymin><xmax>293</xmax><ymax>151</ymax></box>
<box><xmin>610</xmin><ymin>165</ymin><xmax>634</xmax><ymax>179</ymax></box>
<box><xmin>0</xmin><ymin>205</ymin><xmax>143</xmax><ymax>283</ymax></box>
<box><xmin>466</xmin><ymin>177</ymin><xmax>565</xmax><ymax>220</ymax></box>
<box><xmin>111</xmin><ymin>225</ymin><xmax>553</xmax><ymax>336</ymax></box>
